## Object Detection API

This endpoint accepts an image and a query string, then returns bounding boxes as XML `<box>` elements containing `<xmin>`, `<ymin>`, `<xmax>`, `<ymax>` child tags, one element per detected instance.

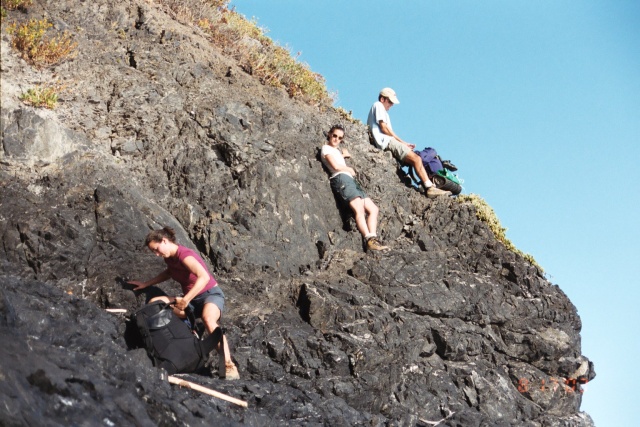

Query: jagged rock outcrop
<box><xmin>1</xmin><ymin>1</ymin><xmax>594</xmax><ymax>426</ymax></box>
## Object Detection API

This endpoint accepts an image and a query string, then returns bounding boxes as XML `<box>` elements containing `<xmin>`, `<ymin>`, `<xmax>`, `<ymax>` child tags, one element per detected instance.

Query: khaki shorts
<box><xmin>387</xmin><ymin>138</ymin><xmax>412</xmax><ymax>162</ymax></box>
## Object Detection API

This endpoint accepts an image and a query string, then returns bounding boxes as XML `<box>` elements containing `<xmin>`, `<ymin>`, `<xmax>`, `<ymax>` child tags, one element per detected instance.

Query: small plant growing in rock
<box><xmin>19</xmin><ymin>83</ymin><xmax>60</xmax><ymax>109</ymax></box>
<box><xmin>1</xmin><ymin>0</ymin><xmax>32</xmax><ymax>12</ymax></box>
<box><xmin>6</xmin><ymin>17</ymin><xmax>77</xmax><ymax>68</ymax></box>
<box><xmin>458</xmin><ymin>193</ymin><xmax>541</xmax><ymax>269</ymax></box>
<box><xmin>335</xmin><ymin>106</ymin><xmax>358</xmax><ymax>124</ymax></box>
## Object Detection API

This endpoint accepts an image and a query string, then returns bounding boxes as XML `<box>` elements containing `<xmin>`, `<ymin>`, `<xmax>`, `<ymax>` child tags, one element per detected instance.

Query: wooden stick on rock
<box><xmin>167</xmin><ymin>375</ymin><xmax>248</xmax><ymax>408</ymax></box>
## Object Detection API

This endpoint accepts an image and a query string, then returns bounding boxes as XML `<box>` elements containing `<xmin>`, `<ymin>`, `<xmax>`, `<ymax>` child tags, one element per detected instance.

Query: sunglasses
<box><xmin>330</xmin><ymin>134</ymin><xmax>344</xmax><ymax>140</ymax></box>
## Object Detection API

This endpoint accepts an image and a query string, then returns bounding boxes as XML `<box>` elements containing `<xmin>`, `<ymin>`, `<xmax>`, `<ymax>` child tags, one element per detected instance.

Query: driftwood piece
<box><xmin>167</xmin><ymin>375</ymin><xmax>248</xmax><ymax>407</ymax></box>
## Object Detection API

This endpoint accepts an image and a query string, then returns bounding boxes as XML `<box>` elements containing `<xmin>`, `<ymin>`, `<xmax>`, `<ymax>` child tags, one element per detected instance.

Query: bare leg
<box><xmin>201</xmin><ymin>302</ymin><xmax>234</xmax><ymax>366</ymax></box>
<box><xmin>404</xmin><ymin>152</ymin><xmax>433</xmax><ymax>186</ymax></box>
<box><xmin>363</xmin><ymin>198</ymin><xmax>379</xmax><ymax>236</ymax></box>
<box><xmin>349</xmin><ymin>197</ymin><xmax>371</xmax><ymax>238</ymax></box>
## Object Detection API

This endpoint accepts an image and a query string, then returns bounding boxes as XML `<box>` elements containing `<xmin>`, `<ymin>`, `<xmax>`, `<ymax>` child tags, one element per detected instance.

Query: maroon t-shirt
<box><xmin>164</xmin><ymin>245</ymin><xmax>217</xmax><ymax>295</ymax></box>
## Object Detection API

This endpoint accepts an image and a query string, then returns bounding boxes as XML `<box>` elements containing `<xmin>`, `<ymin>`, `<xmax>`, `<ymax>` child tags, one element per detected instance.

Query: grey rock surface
<box><xmin>1</xmin><ymin>1</ymin><xmax>594</xmax><ymax>425</ymax></box>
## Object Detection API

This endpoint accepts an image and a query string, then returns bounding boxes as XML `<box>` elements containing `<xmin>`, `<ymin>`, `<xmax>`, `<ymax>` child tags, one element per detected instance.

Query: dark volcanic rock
<box><xmin>1</xmin><ymin>1</ymin><xmax>594</xmax><ymax>426</ymax></box>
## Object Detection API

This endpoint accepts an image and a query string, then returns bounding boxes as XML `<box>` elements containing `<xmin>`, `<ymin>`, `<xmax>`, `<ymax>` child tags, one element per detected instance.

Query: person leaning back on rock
<box><xmin>128</xmin><ymin>226</ymin><xmax>240</xmax><ymax>380</ymax></box>
<box><xmin>367</xmin><ymin>87</ymin><xmax>451</xmax><ymax>199</ymax></box>
<box><xmin>320</xmin><ymin>124</ymin><xmax>389</xmax><ymax>252</ymax></box>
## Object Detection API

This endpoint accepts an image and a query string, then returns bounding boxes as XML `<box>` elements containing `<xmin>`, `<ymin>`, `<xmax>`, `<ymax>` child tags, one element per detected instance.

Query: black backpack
<box><xmin>133</xmin><ymin>301</ymin><xmax>223</xmax><ymax>375</ymax></box>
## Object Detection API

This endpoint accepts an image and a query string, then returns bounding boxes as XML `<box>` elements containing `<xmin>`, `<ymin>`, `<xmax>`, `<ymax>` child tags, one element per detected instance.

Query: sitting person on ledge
<box><xmin>367</xmin><ymin>87</ymin><xmax>451</xmax><ymax>198</ymax></box>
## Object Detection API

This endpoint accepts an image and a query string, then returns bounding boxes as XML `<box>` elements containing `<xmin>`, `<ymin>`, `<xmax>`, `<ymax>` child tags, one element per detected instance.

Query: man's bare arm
<box><xmin>379</xmin><ymin>121</ymin><xmax>415</xmax><ymax>149</ymax></box>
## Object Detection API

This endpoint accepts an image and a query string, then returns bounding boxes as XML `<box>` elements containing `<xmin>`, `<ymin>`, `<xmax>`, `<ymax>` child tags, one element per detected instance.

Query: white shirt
<box><xmin>367</xmin><ymin>101</ymin><xmax>393</xmax><ymax>150</ymax></box>
<box><xmin>320</xmin><ymin>144</ymin><xmax>352</xmax><ymax>179</ymax></box>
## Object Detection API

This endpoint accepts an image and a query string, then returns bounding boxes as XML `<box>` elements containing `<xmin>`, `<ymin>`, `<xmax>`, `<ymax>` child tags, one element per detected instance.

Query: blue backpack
<box><xmin>413</xmin><ymin>147</ymin><xmax>462</xmax><ymax>194</ymax></box>
<box><xmin>416</xmin><ymin>147</ymin><xmax>444</xmax><ymax>175</ymax></box>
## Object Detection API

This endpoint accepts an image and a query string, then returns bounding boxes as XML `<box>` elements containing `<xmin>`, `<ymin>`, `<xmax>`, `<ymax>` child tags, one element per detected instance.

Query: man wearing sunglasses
<box><xmin>367</xmin><ymin>87</ymin><xmax>451</xmax><ymax>198</ymax></box>
<box><xmin>320</xmin><ymin>124</ymin><xmax>389</xmax><ymax>252</ymax></box>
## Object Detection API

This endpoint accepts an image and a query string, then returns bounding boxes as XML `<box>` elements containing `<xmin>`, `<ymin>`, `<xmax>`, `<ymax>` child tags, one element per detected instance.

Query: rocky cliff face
<box><xmin>1</xmin><ymin>1</ymin><xmax>594</xmax><ymax>426</ymax></box>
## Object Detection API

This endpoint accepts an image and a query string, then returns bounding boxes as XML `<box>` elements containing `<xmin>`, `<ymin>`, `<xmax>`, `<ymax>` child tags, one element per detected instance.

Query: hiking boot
<box><xmin>441</xmin><ymin>160</ymin><xmax>457</xmax><ymax>171</ymax></box>
<box><xmin>367</xmin><ymin>237</ymin><xmax>389</xmax><ymax>251</ymax></box>
<box><xmin>426</xmin><ymin>186</ymin><xmax>452</xmax><ymax>199</ymax></box>
<box><xmin>224</xmin><ymin>363</ymin><xmax>240</xmax><ymax>380</ymax></box>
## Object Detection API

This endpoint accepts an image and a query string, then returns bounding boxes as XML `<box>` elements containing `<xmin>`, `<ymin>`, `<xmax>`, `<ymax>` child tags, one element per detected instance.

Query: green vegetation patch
<box><xmin>457</xmin><ymin>193</ymin><xmax>541</xmax><ymax>270</ymax></box>
<box><xmin>6</xmin><ymin>18</ymin><xmax>77</xmax><ymax>68</ymax></box>
<box><xmin>1</xmin><ymin>0</ymin><xmax>32</xmax><ymax>12</ymax></box>
<box><xmin>19</xmin><ymin>83</ymin><xmax>60</xmax><ymax>109</ymax></box>
<box><xmin>154</xmin><ymin>0</ymin><xmax>335</xmax><ymax>109</ymax></box>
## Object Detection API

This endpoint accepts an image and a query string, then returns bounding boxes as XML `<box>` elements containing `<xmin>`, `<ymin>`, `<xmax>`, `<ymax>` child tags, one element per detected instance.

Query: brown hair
<box><xmin>145</xmin><ymin>226</ymin><xmax>176</xmax><ymax>246</ymax></box>
<box><xmin>326</xmin><ymin>124</ymin><xmax>345</xmax><ymax>141</ymax></box>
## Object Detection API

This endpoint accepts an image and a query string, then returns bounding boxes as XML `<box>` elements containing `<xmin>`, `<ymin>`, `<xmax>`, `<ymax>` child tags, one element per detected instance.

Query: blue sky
<box><xmin>230</xmin><ymin>2</ymin><xmax>640</xmax><ymax>425</ymax></box>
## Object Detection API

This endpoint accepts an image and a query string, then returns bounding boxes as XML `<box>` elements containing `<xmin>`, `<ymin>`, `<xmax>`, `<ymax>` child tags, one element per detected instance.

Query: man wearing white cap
<box><xmin>367</xmin><ymin>88</ymin><xmax>450</xmax><ymax>198</ymax></box>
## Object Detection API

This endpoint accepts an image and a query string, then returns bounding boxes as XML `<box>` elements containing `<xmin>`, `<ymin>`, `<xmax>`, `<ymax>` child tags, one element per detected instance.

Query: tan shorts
<box><xmin>387</xmin><ymin>138</ymin><xmax>412</xmax><ymax>162</ymax></box>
